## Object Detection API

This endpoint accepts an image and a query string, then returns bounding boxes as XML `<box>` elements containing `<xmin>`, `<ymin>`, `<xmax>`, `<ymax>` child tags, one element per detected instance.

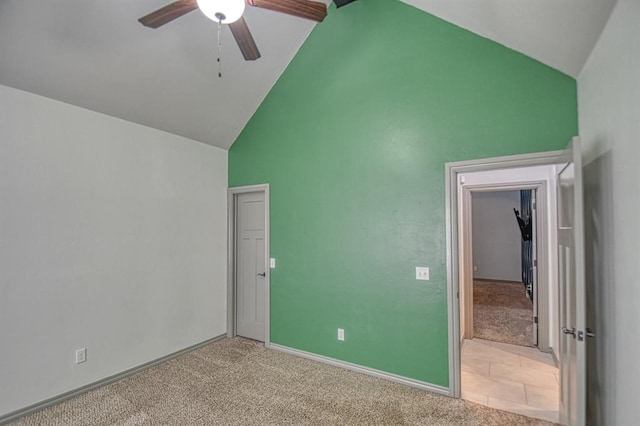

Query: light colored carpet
<box><xmin>9</xmin><ymin>337</ymin><xmax>553</xmax><ymax>425</ymax></box>
<box><xmin>474</xmin><ymin>280</ymin><xmax>535</xmax><ymax>347</ymax></box>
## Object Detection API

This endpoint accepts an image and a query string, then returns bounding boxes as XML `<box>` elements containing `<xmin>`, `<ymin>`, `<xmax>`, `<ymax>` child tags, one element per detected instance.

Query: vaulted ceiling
<box><xmin>0</xmin><ymin>0</ymin><xmax>616</xmax><ymax>149</ymax></box>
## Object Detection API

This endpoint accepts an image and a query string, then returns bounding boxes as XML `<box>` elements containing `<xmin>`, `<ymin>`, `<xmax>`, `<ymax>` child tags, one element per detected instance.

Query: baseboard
<box><xmin>550</xmin><ymin>347</ymin><xmax>559</xmax><ymax>368</ymax></box>
<box><xmin>0</xmin><ymin>334</ymin><xmax>227</xmax><ymax>425</ymax></box>
<box><xmin>269</xmin><ymin>343</ymin><xmax>450</xmax><ymax>397</ymax></box>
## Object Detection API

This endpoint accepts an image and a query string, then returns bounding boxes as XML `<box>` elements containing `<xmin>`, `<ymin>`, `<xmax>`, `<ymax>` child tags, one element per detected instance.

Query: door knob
<box><xmin>257</xmin><ymin>272</ymin><xmax>266</xmax><ymax>277</ymax></box>
<box><xmin>586</xmin><ymin>328</ymin><xmax>596</xmax><ymax>338</ymax></box>
<box><xmin>562</xmin><ymin>327</ymin><xmax>576</xmax><ymax>337</ymax></box>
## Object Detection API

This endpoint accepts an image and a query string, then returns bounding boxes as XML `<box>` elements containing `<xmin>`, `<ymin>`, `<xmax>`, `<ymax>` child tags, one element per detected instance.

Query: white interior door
<box><xmin>557</xmin><ymin>137</ymin><xmax>586</xmax><ymax>425</ymax></box>
<box><xmin>235</xmin><ymin>191</ymin><xmax>266</xmax><ymax>342</ymax></box>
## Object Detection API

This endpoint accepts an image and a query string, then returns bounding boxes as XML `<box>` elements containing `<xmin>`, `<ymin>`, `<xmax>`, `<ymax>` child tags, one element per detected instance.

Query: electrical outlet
<box><xmin>473</xmin><ymin>265</ymin><xmax>478</xmax><ymax>272</ymax></box>
<box><xmin>337</xmin><ymin>328</ymin><xmax>345</xmax><ymax>341</ymax></box>
<box><xmin>415</xmin><ymin>267</ymin><xmax>430</xmax><ymax>281</ymax></box>
<box><xmin>75</xmin><ymin>348</ymin><xmax>87</xmax><ymax>364</ymax></box>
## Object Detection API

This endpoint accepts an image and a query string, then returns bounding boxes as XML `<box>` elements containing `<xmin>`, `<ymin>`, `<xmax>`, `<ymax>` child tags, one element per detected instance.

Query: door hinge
<box><xmin>457</xmin><ymin>291</ymin><xmax>459</xmax><ymax>299</ymax></box>
<box><xmin>534</xmin><ymin>316</ymin><xmax>538</xmax><ymax>324</ymax></box>
<box><xmin>534</xmin><ymin>259</ymin><xmax>538</xmax><ymax>267</ymax></box>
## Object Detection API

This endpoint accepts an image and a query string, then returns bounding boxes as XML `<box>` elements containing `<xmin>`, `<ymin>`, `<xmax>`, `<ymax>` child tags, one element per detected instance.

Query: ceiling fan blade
<box><xmin>138</xmin><ymin>0</ymin><xmax>198</xmax><ymax>28</ymax></box>
<box><xmin>247</xmin><ymin>0</ymin><xmax>327</xmax><ymax>22</ymax></box>
<box><xmin>229</xmin><ymin>17</ymin><xmax>261</xmax><ymax>61</ymax></box>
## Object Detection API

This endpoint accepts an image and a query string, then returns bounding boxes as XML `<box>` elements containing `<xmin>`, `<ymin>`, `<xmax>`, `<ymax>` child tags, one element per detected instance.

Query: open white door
<box><xmin>557</xmin><ymin>137</ymin><xmax>587</xmax><ymax>425</ymax></box>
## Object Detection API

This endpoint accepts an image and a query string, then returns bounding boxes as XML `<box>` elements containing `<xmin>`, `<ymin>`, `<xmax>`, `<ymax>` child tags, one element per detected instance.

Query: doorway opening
<box><xmin>460</xmin><ymin>185</ymin><xmax>559</xmax><ymax>423</ymax></box>
<box><xmin>446</xmin><ymin>151</ymin><xmax>563</xmax><ymax>423</ymax></box>
<box><xmin>457</xmin><ymin>176</ymin><xmax>553</xmax><ymax>354</ymax></box>
<box><xmin>470</xmin><ymin>189</ymin><xmax>538</xmax><ymax>349</ymax></box>
<box><xmin>227</xmin><ymin>184</ymin><xmax>270</xmax><ymax>345</ymax></box>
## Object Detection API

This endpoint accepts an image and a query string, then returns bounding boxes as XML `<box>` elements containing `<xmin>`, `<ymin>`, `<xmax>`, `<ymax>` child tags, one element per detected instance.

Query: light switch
<box><xmin>270</xmin><ymin>258</ymin><xmax>276</xmax><ymax>269</ymax></box>
<box><xmin>416</xmin><ymin>267</ymin><xmax>430</xmax><ymax>281</ymax></box>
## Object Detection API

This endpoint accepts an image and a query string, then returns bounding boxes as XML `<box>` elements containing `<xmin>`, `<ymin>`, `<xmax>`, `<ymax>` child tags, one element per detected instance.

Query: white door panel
<box><xmin>557</xmin><ymin>137</ymin><xmax>586</xmax><ymax>425</ymax></box>
<box><xmin>236</xmin><ymin>192</ymin><xmax>266</xmax><ymax>342</ymax></box>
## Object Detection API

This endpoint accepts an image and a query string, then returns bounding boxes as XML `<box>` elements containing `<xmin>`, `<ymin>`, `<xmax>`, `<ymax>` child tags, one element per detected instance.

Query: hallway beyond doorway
<box><xmin>461</xmin><ymin>338</ymin><xmax>559</xmax><ymax>423</ymax></box>
<box><xmin>474</xmin><ymin>279</ymin><xmax>535</xmax><ymax>347</ymax></box>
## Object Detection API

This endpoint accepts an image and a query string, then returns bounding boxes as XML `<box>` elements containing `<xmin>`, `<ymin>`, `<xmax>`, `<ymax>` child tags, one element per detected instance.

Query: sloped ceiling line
<box><xmin>0</xmin><ymin>0</ymin><xmax>615</xmax><ymax>149</ymax></box>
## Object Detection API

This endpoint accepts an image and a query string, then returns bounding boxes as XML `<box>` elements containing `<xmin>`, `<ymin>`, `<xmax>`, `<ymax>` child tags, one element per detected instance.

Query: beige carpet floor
<box><xmin>473</xmin><ymin>280</ymin><xmax>535</xmax><ymax>347</ymax></box>
<box><xmin>9</xmin><ymin>337</ymin><xmax>553</xmax><ymax>425</ymax></box>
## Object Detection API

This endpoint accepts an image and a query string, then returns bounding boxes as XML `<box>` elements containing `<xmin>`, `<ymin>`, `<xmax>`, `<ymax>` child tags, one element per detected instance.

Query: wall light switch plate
<box><xmin>337</xmin><ymin>328</ymin><xmax>345</xmax><ymax>341</ymax></box>
<box><xmin>416</xmin><ymin>267</ymin><xmax>430</xmax><ymax>281</ymax></box>
<box><xmin>270</xmin><ymin>258</ymin><xmax>276</xmax><ymax>269</ymax></box>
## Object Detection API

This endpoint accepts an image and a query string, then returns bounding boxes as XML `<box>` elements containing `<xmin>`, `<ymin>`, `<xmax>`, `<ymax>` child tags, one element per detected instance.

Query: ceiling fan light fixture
<box><xmin>197</xmin><ymin>0</ymin><xmax>245</xmax><ymax>24</ymax></box>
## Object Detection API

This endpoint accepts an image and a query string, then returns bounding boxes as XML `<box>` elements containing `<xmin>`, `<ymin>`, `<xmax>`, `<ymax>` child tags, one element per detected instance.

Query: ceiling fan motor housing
<box><xmin>139</xmin><ymin>0</ymin><xmax>329</xmax><ymax>62</ymax></box>
<box><xmin>333</xmin><ymin>0</ymin><xmax>357</xmax><ymax>8</ymax></box>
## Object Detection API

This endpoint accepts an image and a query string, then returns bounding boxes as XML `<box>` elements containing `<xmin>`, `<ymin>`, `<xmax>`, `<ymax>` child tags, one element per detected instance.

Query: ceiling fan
<box><xmin>138</xmin><ymin>0</ymin><xmax>329</xmax><ymax>61</ymax></box>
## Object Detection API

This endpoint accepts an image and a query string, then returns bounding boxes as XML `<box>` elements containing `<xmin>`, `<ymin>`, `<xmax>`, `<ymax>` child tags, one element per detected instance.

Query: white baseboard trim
<box><xmin>550</xmin><ymin>347</ymin><xmax>559</xmax><ymax>367</ymax></box>
<box><xmin>269</xmin><ymin>343</ymin><xmax>450</xmax><ymax>396</ymax></box>
<box><xmin>0</xmin><ymin>334</ymin><xmax>227</xmax><ymax>425</ymax></box>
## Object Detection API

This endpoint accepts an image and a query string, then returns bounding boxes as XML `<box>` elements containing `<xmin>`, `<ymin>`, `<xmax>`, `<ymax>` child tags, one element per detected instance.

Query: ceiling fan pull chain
<box><xmin>216</xmin><ymin>19</ymin><xmax>223</xmax><ymax>78</ymax></box>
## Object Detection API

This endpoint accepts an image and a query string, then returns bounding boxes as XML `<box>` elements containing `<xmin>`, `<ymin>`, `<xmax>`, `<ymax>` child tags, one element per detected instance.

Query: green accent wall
<box><xmin>229</xmin><ymin>0</ymin><xmax>577</xmax><ymax>387</ymax></box>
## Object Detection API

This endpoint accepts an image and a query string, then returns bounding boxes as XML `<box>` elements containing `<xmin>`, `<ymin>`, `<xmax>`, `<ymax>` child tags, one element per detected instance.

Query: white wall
<box><xmin>578</xmin><ymin>0</ymin><xmax>640</xmax><ymax>423</ymax></box>
<box><xmin>0</xmin><ymin>85</ymin><xmax>228</xmax><ymax>417</ymax></box>
<box><xmin>471</xmin><ymin>191</ymin><xmax>522</xmax><ymax>282</ymax></box>
<box><xmin>460</xmin><ymin>165</ymin><xmax>559</xmax><ymax>353</ymax></box>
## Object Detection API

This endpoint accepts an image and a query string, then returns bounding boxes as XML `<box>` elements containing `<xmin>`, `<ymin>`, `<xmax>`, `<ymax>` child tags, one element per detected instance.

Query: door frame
<box><xmin>227</xmin><ymin>184</ymin><xmax>271</xmax><ymax>346</ymax></box>
<box><xmin>445</xmin><ymin>150</ymin><xmax>562</xmax><ymax>398</ymax></box>
<box><xmin>459</xmin><ymin>183</ymin><xmax>545</xmax><ymax>347</ymax></box>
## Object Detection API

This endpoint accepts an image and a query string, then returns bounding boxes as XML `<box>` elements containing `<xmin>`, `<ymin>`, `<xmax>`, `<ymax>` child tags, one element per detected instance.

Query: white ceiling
<box><xmin>0</xmin><ymin>0</ymin><xmax>616</xmax><ymax>150</ymax></box>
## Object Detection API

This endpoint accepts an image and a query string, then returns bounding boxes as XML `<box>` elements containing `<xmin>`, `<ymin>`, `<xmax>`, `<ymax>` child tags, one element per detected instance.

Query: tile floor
<box><xmin>461</xmin><ymin>338</ymin><xmax>559</xmax><ymax>424</ymax></box>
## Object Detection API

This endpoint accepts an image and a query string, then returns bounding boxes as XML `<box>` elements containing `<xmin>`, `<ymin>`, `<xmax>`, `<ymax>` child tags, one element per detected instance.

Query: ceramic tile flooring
<box><xmin>461</xmin><ymin>338</ymin><xmax>559</xmax><ymax>424</ymax></box>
